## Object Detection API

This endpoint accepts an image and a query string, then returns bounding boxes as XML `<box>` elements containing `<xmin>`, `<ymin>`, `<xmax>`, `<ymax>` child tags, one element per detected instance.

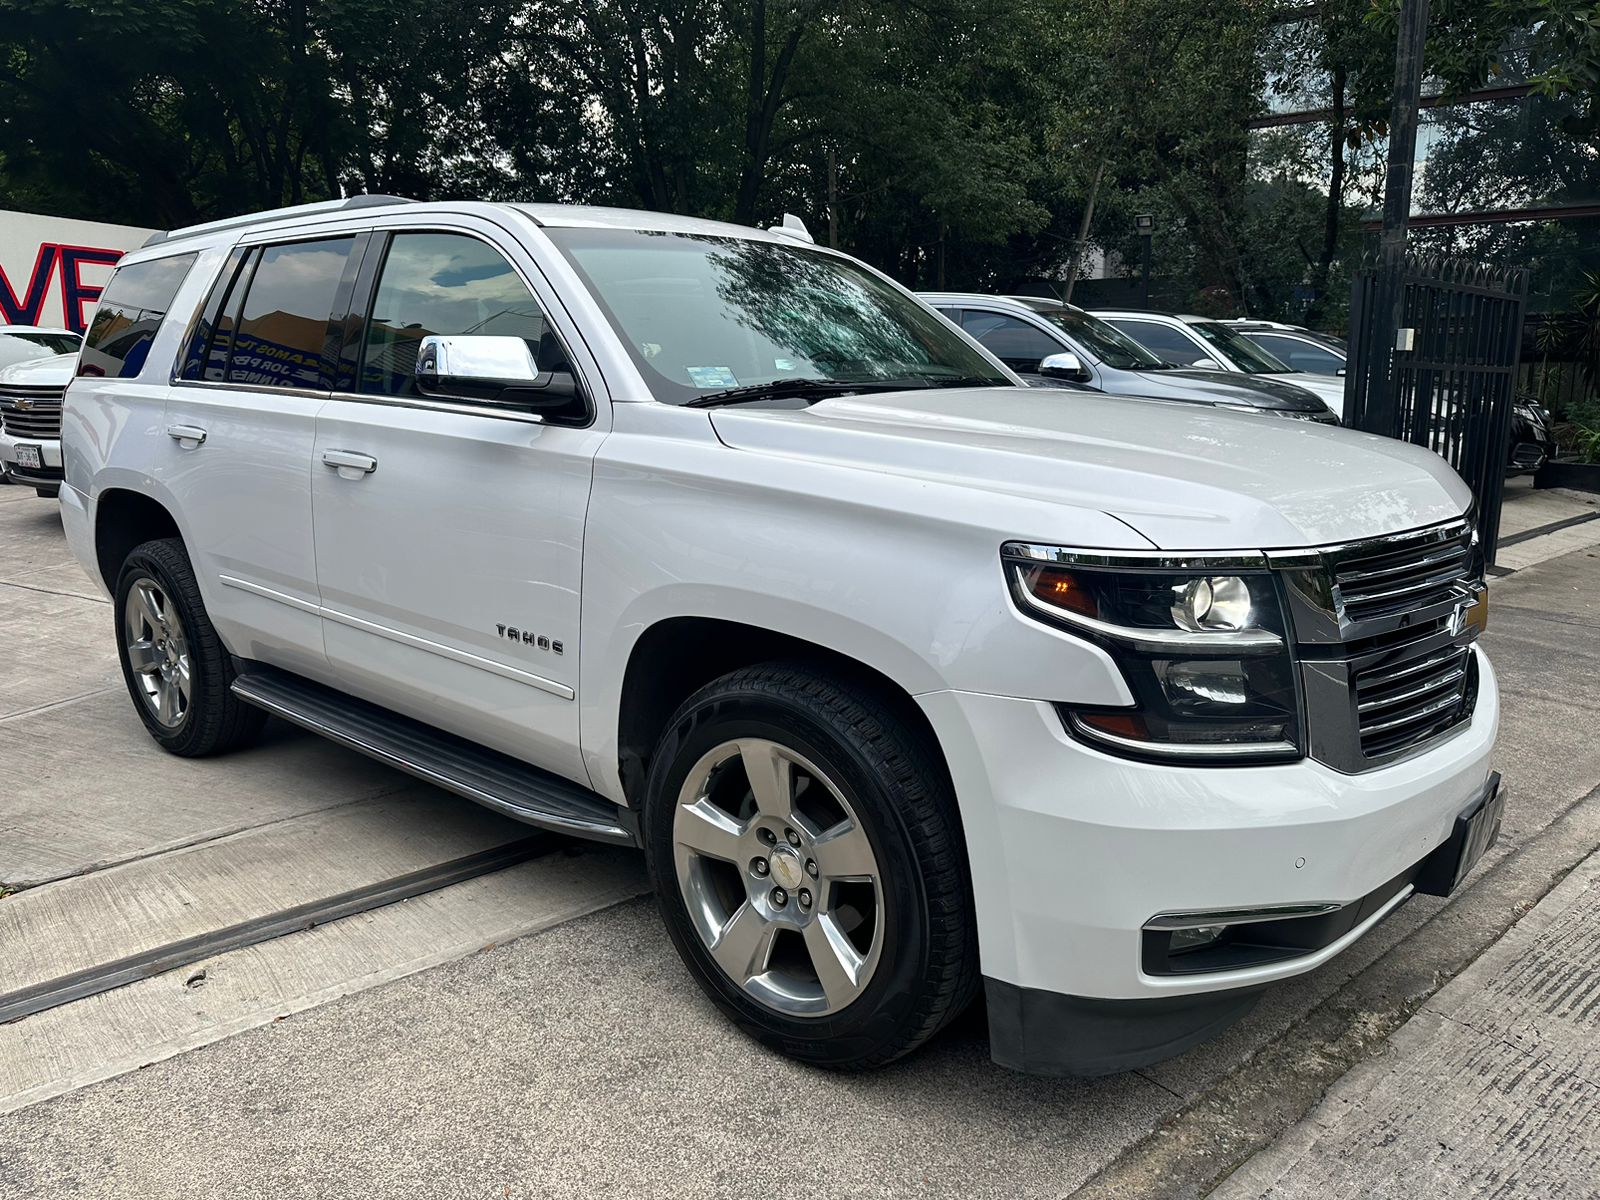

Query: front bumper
<box><xmin>918</xmin><ymin>647</ymin><xmax>1499</xmax><ymax>1070</ymax></box>
<box><xmin>1506</xmin><ymin>438</ymin><xmax>1556</xmax><ymax>475</ymax></box>
<box><xmin>0</xmin><ymin>431</ymin><xmax>63</xmax><ymax>488</ymax></box>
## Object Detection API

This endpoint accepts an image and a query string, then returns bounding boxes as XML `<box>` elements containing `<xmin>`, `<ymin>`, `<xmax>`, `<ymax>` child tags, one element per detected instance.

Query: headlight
<box><xmin>1171</xmin><ymin>575</ymin><xmax>1254</xmax><ymax>631</ymax></box>
<box><xmin>1004</xmin><ymin>545</ymin><xmax>1301</xmax><ymax>763</ymax></box>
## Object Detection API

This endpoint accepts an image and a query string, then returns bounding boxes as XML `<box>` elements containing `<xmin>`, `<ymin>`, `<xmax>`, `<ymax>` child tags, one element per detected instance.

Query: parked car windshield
<box><xmin>546</xmin><ymin>227</ymin><xmax>1011</xmax><ymax>404</ymax></box>
<box><xmin>1034</xmin><ymin>307</ymin><xmax>1166</xmax><ymax>371</ymax></box>
<box><xmin>0</xmin><ymin>330</ymin><xmax>81</xmax><ymax>370</ymax></box>
<box><xmin>1188</xmin><ymin>321</ymin><xmax>1290</xmax><ymax>374</ymax></box>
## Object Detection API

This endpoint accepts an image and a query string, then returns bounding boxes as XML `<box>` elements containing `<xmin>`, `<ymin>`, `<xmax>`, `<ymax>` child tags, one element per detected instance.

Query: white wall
<box><xmin>0</xmin><ymin>209</ymin><xmax>159</xmax><ymax>334</ymax></box>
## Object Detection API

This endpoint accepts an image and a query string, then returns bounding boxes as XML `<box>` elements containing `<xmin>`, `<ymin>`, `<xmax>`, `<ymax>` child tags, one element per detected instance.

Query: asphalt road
<box><xmin>1</xmin><ymin>478</ymin><xmax>1598</xmax><ymax>1198</ymax></box>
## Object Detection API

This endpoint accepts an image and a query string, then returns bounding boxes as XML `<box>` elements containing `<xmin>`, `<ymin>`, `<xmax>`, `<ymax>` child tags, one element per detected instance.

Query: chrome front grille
<box><xmin>1275</xmin><ymin>516</ymin><xmax>1484</xmax><ymax>772</ymax></box>
<box><xmin>1353</xmin><ymin>640</ymin><xmax>1477</xmax><ymax>758</ymax></box>
<box><xmin>1332</xmin><ymin>525</ymin><xmax>1473</xmax><ymax>624</ymax></box>
<box><xmin>0</xmin><ymin>385</ymin><xmax>65</xmax><ymax>441</ymax></box>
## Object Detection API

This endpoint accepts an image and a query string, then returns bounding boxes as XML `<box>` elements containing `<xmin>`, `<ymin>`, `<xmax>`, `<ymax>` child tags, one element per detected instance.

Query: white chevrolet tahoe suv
<box><xmin>59</xmin><ymin>196</ymin><xmax>1502</xmax><ymax>1077</ymax></box>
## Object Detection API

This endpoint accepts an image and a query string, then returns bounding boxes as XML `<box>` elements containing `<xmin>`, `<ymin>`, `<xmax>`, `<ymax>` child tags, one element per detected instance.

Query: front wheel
<box><xmin>114</xmin><ymin>538</ymin><xmax>265</xmax><ymax>756</ymax></box>
<box><xmin>643</xmin><ymin>663</ymin><xmax>977</xmax><ymax>1070</ymax></box>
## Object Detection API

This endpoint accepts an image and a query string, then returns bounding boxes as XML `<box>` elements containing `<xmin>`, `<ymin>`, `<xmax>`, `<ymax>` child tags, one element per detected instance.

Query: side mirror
<box><xmin>1336</xmin><ymin>367</ymin><xmax>1347</xmax><ymax>377</ymax></box>
<box><xmin>415</xmin><ymin>334</ymin><xmax>586</xmax><ymax>422</ymax></box>
<box><xmin>1191</xmin><ymin>357</ymin><xmax>1221</xmax><ymax>369</ymax></box>
<box><xmin>1038</xmin><ymin>351</ymin><xmax>1089</xmax><ymax>381</ymax></box>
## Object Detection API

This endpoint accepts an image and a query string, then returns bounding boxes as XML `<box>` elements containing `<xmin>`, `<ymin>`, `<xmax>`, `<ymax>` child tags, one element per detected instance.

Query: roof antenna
<box><xmin>767</xmin><ymin>213</ymin><xmax>815</xmax><ymax>244</ymax></box>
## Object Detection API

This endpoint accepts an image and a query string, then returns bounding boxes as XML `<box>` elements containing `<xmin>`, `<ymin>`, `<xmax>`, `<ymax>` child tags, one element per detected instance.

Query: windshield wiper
<box><xmin>894</xmin><ymin>373</ymin><xmax>1005</xmax><ymax>388</ymax></box>
<box><xmin>683</xmin><ymin>377</ymin><xmax>920</xmax><ymax>409</ymax></box>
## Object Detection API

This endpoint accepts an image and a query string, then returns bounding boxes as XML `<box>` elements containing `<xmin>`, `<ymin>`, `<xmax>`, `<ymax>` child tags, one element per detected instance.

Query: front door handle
<box><xmin>322</xmin><ymin>449</ymin><xmax>378</xmax><ymax>479</ymax></box>
<box><xmin>166</xmin><ymin>424</ymin><xmax>207</xmax><ymax>448</ymax></box>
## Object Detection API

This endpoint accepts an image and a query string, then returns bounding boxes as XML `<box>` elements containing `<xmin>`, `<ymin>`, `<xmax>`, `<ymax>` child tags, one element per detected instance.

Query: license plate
<box><xmin>1415</xmin><ymin>773</ymin><xmax>1504</xmax><ymax>897</ymax></box>
<box><xmin>13</xmin><ymin>443</ymin><xmax>42</xmax><ymax>470</ymax></box>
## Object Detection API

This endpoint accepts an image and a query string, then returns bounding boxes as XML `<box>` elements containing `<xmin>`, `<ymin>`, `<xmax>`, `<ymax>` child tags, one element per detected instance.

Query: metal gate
<box><xmin>1346</xmin><ymin>254</ymin><xmax>1530</xmax><ymax>562</ymax></box>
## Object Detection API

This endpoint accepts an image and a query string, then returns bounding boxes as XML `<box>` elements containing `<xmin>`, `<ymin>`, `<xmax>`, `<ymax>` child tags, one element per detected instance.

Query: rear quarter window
<box><xmin>79</xmin><ymin>254</ymin><xmax>197</xmax><ymax>379</ymax></box>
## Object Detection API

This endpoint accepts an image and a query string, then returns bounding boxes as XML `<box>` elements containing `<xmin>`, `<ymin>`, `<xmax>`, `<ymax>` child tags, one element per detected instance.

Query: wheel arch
<box><xmin>95</xmin><ymin>487</ymin><xmax>181</xmax><ymax>592</ymax></box>
<box><xmin>613</xmin><ymin>616</ymin><xmax>955</xmax><ymax>819</ymax></box>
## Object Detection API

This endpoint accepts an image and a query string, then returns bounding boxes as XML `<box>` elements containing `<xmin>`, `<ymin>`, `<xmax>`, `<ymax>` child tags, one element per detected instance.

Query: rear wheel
<box><xmin>644</xmin><ymin>663</ymin><xmax>977</xmax><ymax>1069</ymax></box>
<box><xmin>114</xmin><ymin>538</ymin><xmax>265</xmax><ymax>756</ymax></box>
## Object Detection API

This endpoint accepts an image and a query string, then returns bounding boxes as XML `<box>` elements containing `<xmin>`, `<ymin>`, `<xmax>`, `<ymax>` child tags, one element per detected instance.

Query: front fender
<box><xmin>576</xmin><ymin>415</ymin><xmax>1139</xmax><ymax>801</ymax></box>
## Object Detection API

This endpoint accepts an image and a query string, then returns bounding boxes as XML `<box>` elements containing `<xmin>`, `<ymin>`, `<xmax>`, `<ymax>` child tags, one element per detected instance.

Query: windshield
<box><xmin>1189</xmin><ymin>321</ymin><xmax>1290</xmax><ymax>374</ymax></box>
<box><xmin>0</xmin><ymin>331</ymin><xmax>81</xmax><ymax>369</ymax></box>
<box><xmin>545</xmin><ymin>228</ymin><xmax>1011</xmax><ymax>404</ymax></box>
<box><xmin>1035</xmin><ymin>307</ymin><xmax>1165</xmax><ymax>371</ymax></box>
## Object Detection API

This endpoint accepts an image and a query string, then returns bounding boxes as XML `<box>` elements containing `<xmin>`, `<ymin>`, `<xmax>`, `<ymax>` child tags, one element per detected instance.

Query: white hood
<box><xmin>0</xmin><ymin>352</ymin><xmax>76</xmax><ymax>389</ymax></box>
<box><xmin>709</xmin><ymin>388</ymin><xmax>1471</xmax><ymax>551</ymax></box>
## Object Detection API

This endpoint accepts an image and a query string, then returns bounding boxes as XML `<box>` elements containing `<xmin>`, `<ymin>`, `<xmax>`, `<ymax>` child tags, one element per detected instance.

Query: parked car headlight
<box><xmin>1003</xmin><ymin>545</ymin><xmax>1301</xmax><ymax>763</ymax></box>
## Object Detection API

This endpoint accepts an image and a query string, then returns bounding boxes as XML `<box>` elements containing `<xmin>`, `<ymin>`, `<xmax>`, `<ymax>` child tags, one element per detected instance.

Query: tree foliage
<box><xmin>0</xmin><ymin>0</ymin><xmax>1594</xmax><ymax>317</ymax></box>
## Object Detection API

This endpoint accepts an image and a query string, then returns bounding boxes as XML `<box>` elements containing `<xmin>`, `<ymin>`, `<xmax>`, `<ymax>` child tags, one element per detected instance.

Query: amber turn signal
<box><xmin>1023</xmin><ymin>566</ymin><xmax>1099</xmax><ymax>619</ymax></box>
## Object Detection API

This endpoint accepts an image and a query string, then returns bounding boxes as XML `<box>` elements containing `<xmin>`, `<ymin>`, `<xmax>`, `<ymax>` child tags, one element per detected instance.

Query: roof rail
<box><xmin>141</xmin><ymin>194</ymin><xmax>419</xmax><ymax>249</ymax></box>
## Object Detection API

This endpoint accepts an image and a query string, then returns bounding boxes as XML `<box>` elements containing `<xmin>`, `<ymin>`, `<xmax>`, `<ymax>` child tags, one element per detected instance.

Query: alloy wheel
<box><xmin>672</xmin><ymin>737</ymin><xmax>885</xmax><ymax>1017</ymax></box>
<box><xmin>123</xmin><ymin>578</ymin><xmax>191</xmax><ymax>729</ymax></box>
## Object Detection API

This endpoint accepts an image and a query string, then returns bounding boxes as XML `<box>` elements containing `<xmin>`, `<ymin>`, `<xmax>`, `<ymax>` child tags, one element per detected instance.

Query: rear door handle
<box><xmin>322</xmin><ymin>449</ymin><xmax>378</xmax><ymax>479</ymax></box>
<box><xmin>166</xmin><ymin>424</ymin><xmax>207</xmax><ymax>448</ymax></box>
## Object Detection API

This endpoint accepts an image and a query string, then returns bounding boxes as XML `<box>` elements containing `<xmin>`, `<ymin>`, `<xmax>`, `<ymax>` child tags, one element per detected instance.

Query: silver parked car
<box><xmin>922</xmin><ymin>294</ymin><xmax>1338</xmax><ymax>422</ymax></box>
<box><xmin>1096</xmin><ymin>308</ymin><xmax>1349</xmax><ymax>420</ymax></box>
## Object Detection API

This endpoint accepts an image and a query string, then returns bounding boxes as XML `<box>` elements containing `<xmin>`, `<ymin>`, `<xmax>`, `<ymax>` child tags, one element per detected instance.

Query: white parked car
<box><xmin>59</xmin><ymin>197</ymin><xmax>1501</xmax><ymax>1076</ymax></box>
<box><xmin>1096</xmin><ymin>309</ymin><xmax>1350</xmax><ymax>420</ymax></box>
<box><xmin>0</xmin><ymin>344</ymin><xmax>78</xmax><ymax>497</ymax></box>
<box><xmin>1224</xmin><ymin>319</ymin><xmax>1349</xmax><ymax>378</ymax></box>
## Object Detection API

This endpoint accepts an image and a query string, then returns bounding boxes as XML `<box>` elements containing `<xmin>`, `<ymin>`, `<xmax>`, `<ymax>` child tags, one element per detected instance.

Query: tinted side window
<box><xmin>79</xmin><ymin>253</ymin><xmax>197</xmax><ymax>379</ymax></box>
<box><xmin>227</xmin><ymin>238</ymin><xmax>353</xmax><ymax>390</ymax></box>
<box><xmin>1109</xmin><ymin>319</ymin><xmax>1209</xmax><ymax>366</ymax></box>
<box><xmin>959</xmin><ymin>311</ymin><xmax>1059</xmax><ymax>367</ymax></box>
<box><xmin>360</xmin><ymin>233</ymin><xmax>555</xmax><ymax>397</ymax></box>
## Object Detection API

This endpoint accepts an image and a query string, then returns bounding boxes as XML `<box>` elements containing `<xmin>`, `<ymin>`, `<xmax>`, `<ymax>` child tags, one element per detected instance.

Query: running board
<box><xmin>231</xmin><ymin>666</ymin><xmax>637</xmax><ymax>846</ymax></box>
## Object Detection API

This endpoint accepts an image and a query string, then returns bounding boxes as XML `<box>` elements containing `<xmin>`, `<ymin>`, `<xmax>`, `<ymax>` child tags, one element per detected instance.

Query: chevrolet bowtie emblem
<box><xmin>14</xmin><ymin>397</ymin><xmax>33</xmax><ymax>410</ymax></box>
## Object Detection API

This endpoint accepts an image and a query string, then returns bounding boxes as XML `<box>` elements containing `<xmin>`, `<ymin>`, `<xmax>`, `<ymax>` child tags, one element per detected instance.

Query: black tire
<box><xmin>643</xmin><ymin>662</ymin><xmax>978</xmax><ymax>1070</ymax></box>
<box><xmin>114</xmin><ymin>537</ymin><xmax>265</xmax><ymax>757</ymax></box>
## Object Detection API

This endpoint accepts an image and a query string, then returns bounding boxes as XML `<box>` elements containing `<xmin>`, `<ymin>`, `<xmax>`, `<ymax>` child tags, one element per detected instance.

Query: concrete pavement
<box><xmin>1</xmin><ymin>480</ymin><xmax>1598</xmax><ymax>1197</ymax></box>
<box><xmin>1494</xmin><ymin>478</ymin><xmax>1600</xmax><ymax>571</ymax></box>
<box><xmin>1214</xmin><ymin>841</ymin><xmax>1600</xmax><ymax>1200</ymax></box>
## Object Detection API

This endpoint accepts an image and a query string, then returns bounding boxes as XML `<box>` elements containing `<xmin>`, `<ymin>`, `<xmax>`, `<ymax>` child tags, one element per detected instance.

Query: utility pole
<box><xmin>1365</xmin><ymin>0</ymin><xmax>1429</xmax><ymax>435</ymax></box>
<box><xmin>1380</xmin><ymin>0</ymin><xmax>1429</xmax><ymax>262</ymax></box>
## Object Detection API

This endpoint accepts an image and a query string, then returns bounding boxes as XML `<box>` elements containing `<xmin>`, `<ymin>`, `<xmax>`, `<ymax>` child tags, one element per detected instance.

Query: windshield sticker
<box><xmin>773</xmin><ymin>358</ymin><xmax>796</xmax><ymax>371</ymax></box>
<box><xmin>687</xmin><ymin>366</ymin><xmax>739</xmax><ymax>388</ymax></box>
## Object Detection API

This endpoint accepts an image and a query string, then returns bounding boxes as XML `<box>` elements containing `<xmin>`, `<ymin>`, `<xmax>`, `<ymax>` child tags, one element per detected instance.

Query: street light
<box><xmin>1135</xmin><ymin>214</ymin><xmax>1155</xmax><ymax>307</ymax></box>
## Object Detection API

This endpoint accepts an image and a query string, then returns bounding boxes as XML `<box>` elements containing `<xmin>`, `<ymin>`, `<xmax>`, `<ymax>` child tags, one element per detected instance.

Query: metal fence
<box><xmin>1347</xmin><ymin>254</ymin><xmax>1530</xmax><ymax>562</ymax></box>
<box><xmin>1520</xmin><ymin>357</ymin><xmax>1592</xmax><ymax>417</ymax></box>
